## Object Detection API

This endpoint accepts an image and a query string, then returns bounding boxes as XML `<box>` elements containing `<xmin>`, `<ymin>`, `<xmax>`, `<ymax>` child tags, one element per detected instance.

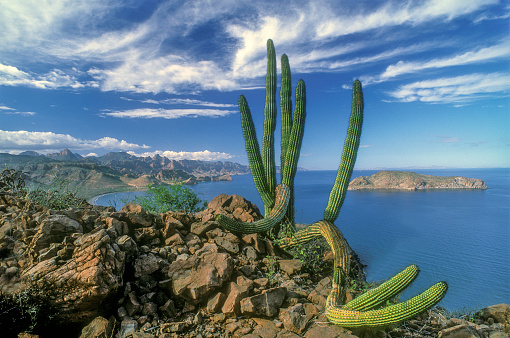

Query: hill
<box><xmin>348</xmin><ymin>170</ymin><xmax>489</xmax><ymax>190</ymax></box>
<box><xmin>0</xmin><ymin>149</ymin><xmax>249</xmax><ymax>199</ymax></box>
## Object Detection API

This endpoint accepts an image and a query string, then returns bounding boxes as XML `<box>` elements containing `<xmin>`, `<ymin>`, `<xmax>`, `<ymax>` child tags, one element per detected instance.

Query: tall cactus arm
<box><xmin>282</xmin><ymin>80</ymin><xmax>306</xmax><ymax>187</ymax></box>
<box><xmin>216</xmin><ymin>184</ymin><xmax>291</xmax><ymax>234</ymax></box>
<box><xmin>280</xmin><ymin>53</ymin><xmax>293</xmax><ymax>179</ymax></box>
<box><xmin>325</xmin><ymin>281</ymin><xmax>448</xmax><ymax>329</ymax></box>
<box><xmin>239</xmin><ymin>95</ymin><xmax>275</xmax><ymax>209</ymax></box>
<box><xmin>344</xmin><ymin>264</ymin><xmax>419</xmax><ymax>312</ymax></box>
<box><xmin>324</xmin><ymin>80</ymin><xmax>364</xmax><ymax>223</ymax></box>
<box><xmin>262</xmin><ymin>39</ymin><xmax>278</xmax><ymax>212</ymax></box>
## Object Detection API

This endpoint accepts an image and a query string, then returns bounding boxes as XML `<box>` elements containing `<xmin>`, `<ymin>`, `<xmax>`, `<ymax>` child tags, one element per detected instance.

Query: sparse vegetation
<box><xmin>130</xmin><ymin>182</ymin><xmax>207</xmax><ymax>214</ymax></box>
<box><xmin>26</xmin><ymin>177</ymin><xmax>87</xmax><ymax>210</ymax></box>
<box><xmin>0</xmin><ymin>287</ymin><xmax>57</xmax><ymax>336</ymax></box>
<box><xmin>0</xmin><ymin>165</ymin><xmax>27</xmax><ymax>196</ymax></box>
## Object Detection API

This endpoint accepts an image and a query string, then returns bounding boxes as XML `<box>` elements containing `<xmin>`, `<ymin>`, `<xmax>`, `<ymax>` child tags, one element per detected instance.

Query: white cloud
<box><xmin>0</xmin><ymin>105</ymin><xmax>15</xmax><ymax>111</ymax></box>
<box><xmin>0</xmin><ymin>130</ymin><xmax>149</xmax><ymax>152</ymax></box>
<box><xmin>362</xmin><ymin>39</ymin><xmax>510</xmax><ymax>84</ymax></box>
<box><xmin>101</xmin><ymin>108</ymin><xmax>236</xmax><ymax>119</ymax></box>
<box><xmin>0</xmin><ymin>62</ymin><xmax>87</xmax><ymax>89</ymax></box>
<box><xmin>128</xmin><ymin>150</ymin><xmax>234</xmax><ymax>162</ymax></box>
<box><xmin>388</xmin><ymin>73</ymin><xmax>510</xmax><ymax>103</ymax></box>
<box><xmin>141</xmin><ymin>98</ymin><xmax>236</xmax><ymax>108</ymax></box>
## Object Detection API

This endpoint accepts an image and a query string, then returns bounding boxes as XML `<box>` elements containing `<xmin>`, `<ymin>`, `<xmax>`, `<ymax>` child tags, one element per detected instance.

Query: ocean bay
<box><xmin>92</xmin><ymin>168</ymin><xmax>510</xmax><ymax>311</ymax></box>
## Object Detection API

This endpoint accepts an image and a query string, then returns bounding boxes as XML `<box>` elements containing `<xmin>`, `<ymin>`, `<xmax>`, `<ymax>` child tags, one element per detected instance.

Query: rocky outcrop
<box><xmin>1</xmin><ymin>192</ymin><xmax>507</xmax><ymax>338</ymax></box>
<box><xmin>348</xmin><ymin>171</ymin><xmax>489</xmax><ymax>190</ymax></box>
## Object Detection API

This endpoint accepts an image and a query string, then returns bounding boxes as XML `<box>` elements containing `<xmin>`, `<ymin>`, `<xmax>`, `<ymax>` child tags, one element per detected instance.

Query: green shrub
<box><xmin>0</xmin><ymin>165</ymin><xmax>27</xmax><ymax>196</ymax></box>
<box><xmin>26</xmin><ymin>177</ymin><xmax>86</xmax><ymax>210</ymax></box>
<box><xmin>0</xmin><ymin>287</ymin><xmax>57</xmax><ymax>336</ymax></box>
<box><xmin>131</xmin><ymin>182</ymin><xmax>207</xmax><ymax>214</ymax></box>
<box><xmin>284</xmin><ymin>236</ymin><xmax>331</xmax><ymax>277</ymax></box>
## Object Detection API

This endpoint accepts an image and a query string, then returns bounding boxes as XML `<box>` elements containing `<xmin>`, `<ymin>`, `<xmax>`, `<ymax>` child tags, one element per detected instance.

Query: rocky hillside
<box><xmin>348</xmin><ymin>171</ymin><xmax>489</xmax><ymax>191</ymax></box>
<box><xmin>0</xmin><ymin>150</ymin><xmax>249</xmax><ymax>199</ymax></box>
<box><xmin>1</xmin><ymin>193</ymin><xmax>508</xmax><ymax>338</ymax></box>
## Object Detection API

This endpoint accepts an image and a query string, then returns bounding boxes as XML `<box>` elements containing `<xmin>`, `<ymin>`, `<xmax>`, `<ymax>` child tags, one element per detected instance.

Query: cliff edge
<box><xmin>348</xmin><ymin>171</ymin><xmax>489</xmax><ymax>191</ymax></box>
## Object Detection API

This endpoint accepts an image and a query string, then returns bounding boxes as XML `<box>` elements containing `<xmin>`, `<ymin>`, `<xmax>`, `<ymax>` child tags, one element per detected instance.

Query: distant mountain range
<box><xmin>1</xmin><ymin>149</ymin><xmax>250</xmax><ymax>199</ymax></box>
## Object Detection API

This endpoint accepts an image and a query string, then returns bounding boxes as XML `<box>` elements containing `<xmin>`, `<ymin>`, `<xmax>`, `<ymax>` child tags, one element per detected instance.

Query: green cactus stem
<box><xmin>262</xmin><ymin>39</ymin><xmax>278</xmax><ymax>216</ymax></box>
<box><xmin>216</xmin><ymin>184</ymin><xmax>290</xmax><ymax>234</ymax></box>
<box><xmin>324</xmin><ymin>80</ymin><xmax>364</xmax><ymax>223</ymax></box>
<box><xmin>326</xmin><ymin>281</ymin><xmax>448</xmax><ymax>328</ymax></box>
<box><xmin>343</xmin><ymin>264</ymin><xmax>419</xmax><ymax>311</ymax></box>
<box><xmin>238</xmin><ymin>94</ymin><xmax>275</xmax><ymax>209</ymax></box>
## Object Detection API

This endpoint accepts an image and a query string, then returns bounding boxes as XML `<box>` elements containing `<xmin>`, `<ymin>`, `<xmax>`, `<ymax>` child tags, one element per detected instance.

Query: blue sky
<box><xmin>0</xmin><ymin>0</ymin><xmax>508</xmax><ymax>170</ymax></box>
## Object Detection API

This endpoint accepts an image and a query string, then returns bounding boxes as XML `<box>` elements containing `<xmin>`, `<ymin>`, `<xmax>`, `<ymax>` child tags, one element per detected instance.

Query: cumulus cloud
<box><xmin>101</xmin><ymin>108</ymin><xmax>236</xmax><ymax>119</ymax></box>
<box><xmin>128</xmin><ymin>150</ymin><xmax>234</xmax><ymax>162</ymax></box>
<box><xmin>0</xmin><ymin>130</ymin><xmax>149</xmax><ymax>152</ymax></box>
<box><xmin>388</xmin><ymin>73</ymin><xmax>510</xmax><ymax>103</ymax></box>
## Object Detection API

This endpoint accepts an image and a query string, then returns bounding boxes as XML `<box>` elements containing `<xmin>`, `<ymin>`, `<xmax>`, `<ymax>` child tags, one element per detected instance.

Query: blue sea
<box><xmin>92</xmin><ymin>168</ymin><xmax>510</xmax><ymax>311</ymax></box>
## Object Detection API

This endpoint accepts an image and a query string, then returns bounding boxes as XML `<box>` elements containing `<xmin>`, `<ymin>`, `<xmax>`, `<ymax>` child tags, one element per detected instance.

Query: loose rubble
<box><xmin>0</xmin><ymin>192</ymin><xmax>508</xmax><ymax>338</ymax></box>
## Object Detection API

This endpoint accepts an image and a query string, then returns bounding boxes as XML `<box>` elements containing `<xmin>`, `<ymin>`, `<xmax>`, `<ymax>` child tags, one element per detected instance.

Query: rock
<box><xmin>79</xmin><ymin>316</ymin><xmax>115</xmax><ymax>338</ymax></box>
<box><xmin>307</xmin><ymin>277</ymin><xmax>332</xmax><ymax>307</ymax></box>
<box><xmin>207</xmin><ymin>292</ymin><xmax>227</xmax><ymax>314</ymax></box>
<box><xmin>116</xmin><ymin>235</ymin><xmax>138</xmax><ymax>262</ymax></box>
<box><xmin>168</xmin><ymin>245</ymin><xmax>233</xmax><ymax>303</ymax></box>
<box><xmin>240</xmin><ymin>287</ymin><xmax>287</xmax><ymax>317</ymax></box>
<box><xmin>120</xmin><ymin>203</ymin><xmax>152</xmax><ymax>228</ymax></box>
<box><xmin>222</xmin><ymin>282</ymin><xmax>250</xmax><ymax>315</ymax></box>
<box><xmin>304</xmin><ymin>324</ymin><xmax>357</xmax><ymax>338</ymax></box>
<box><xmin>124</xmin><ymin>292</ymin><xmax>142</xmax><ymax>317</ymax></box>
<box><xmin>159</xmin><ymin>299</ymin><xmax>177</xmax><ymax>318</ymax></box>
<box><xmin>439</xmin><ymin>324</ymin><xmax>481</xmax><ymax>338</ymax></box>
<box><xmin>206</xmin><ymin>228</ymin><xmax>240</xmax><ymax>254</ymax></box>
<box><xmin>133</xmin><ymin>253</ymin><xmax>160</xmax><ymax>278</ymax></box>
<box><xmin>242</xmin><ymin>233</ymin><xmax>266</xmax><ymax>254</ymax></box>
<box><xmin>30</xmin><ymin>214</ymin><xmax>83</xmax><ymax>254</ymax></box>
<box><xmin>480</xmin><ymin>304</ymin><xmax>510</xmax><ymax>324</ymax></box>
<box><xmin>21</xmin><ymin>229</ymin><xmax>126</xmax><ymax>324</ymax></box>
<box><xmin>118</xmin><ymin>319</ymin><xmax>138</xmax><ymax>338</ymax></box>
<box><xmin>278</xmin><ymin>259</ymin><xmax>303</xmax><ymax>275</ymax></box>
<box><xmin>279</xmin><ymin>303</ymin><xmax>309</xmax><ymax>334</ymax></box>
<box><xmin>190</xmin><ymin>221</ymin><xmax>217</xmax><ymax>237</ymax></box>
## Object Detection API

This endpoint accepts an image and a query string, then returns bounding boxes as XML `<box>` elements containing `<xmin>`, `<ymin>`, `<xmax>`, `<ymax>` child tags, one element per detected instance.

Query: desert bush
<box><xmin>26</xmin><ymin>177</ymin><xmax>86</xmax><ymax>210</ymax></box>
<box><xmin>0</xmin><ymin>287</ymin><xmax>57</xmax><ymax>336</ymax></box>
<box><xmin>0</xmin><ymin>165</ymin><xmax>27</xmax><ymax>196</ymax></box>
<box><xmin>131</xmin><ymin>182</ymin><xmax>207</xmax><ymax>214</ymax></box>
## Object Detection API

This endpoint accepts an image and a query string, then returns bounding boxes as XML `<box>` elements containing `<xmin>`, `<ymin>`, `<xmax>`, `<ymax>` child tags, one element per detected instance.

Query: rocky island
<box><xmin>348</xmin><ymin>171</ymin><xmax>489</xmax><ymax>191</ymax></box>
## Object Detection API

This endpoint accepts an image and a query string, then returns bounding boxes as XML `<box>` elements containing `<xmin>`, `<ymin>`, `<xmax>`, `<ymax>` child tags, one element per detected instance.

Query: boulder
<box><xmin>221</xmin><ymin>282</ymin><xmax>250</xmax><ymax>315</ymax></box>
<box><xmin>278</xmin><ymin>259</ymin><xmax>303</xmax><ymax>275</ymax></box>
<box><xmin>480</xmin><ymin>304</ymin><xmax>510</xmax><ymax>324</ymax></box>
<box><xmin>439</xmin><ymin>324</ymin><xmax>481</xmax><ymax>338</ymax></box>
<box><xmin>30</xmin><ymin>214</ymin><xmax>83</xmax><ymax>254</ymax></box>
<box><xmin>120</xmin><ymin>203</ymin><xmax>152</xmax><ymax>228</ymax></box>
<box><xmin>167</xmin><ymin>244</ymin><xmax>233</xmax><ymax>303</ymax></box>
<box><xmin>21</xmin><ymin>229</ymin><xmax>126</xmax><ymax>324</ymax></box>
<box><xmin>79</xmin><ymin>316</ymin><xmax>115</xmax><ymax>338</ymax></box>
<box><xmin>240</xmin><ymin>287</ymin><xmax>287</xmax><ymax>317</ymax></box>
<box><xmin>280</xmin><ymin>303</ymin><xmax>309</xmax><ymax>334</ymax></box>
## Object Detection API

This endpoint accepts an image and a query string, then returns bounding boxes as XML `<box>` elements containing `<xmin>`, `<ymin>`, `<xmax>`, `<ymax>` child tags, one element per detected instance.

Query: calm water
<box><xmin>92</xmin><ymin>168</ymin><xmax>510</xmax><ymax>311</ymax></box>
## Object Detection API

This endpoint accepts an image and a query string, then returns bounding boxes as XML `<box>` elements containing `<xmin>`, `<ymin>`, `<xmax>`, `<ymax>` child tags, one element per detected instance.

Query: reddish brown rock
<box><xmin>21</xmin><ymin>229</ymin><xmax>126</xmax><ymax>324</ymax></box>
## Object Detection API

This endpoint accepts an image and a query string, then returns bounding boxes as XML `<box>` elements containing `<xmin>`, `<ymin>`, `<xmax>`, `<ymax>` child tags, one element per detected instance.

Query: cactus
<box><xmin>217</xmin><ymin>39</ymin><xmax>448</xmax><ymax>328</ymax></box>
<box><xmin>216</xmin><ymin>39</ymin><xmax>306</xmax><ymax>236</ymax></box>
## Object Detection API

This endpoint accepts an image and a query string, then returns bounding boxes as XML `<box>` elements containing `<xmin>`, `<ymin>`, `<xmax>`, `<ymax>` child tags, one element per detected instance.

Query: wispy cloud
<box><xmin>0</xmin><ymin>63</ymin><xmax>89</xmax><ymax>89</ymax></box>
<box><xmin>0</xmin><ymin>104</ymin><xmax>36</xmax><ymax>116</ymax></box>
<box><xmin>128</xmin><ymin>150</ymin><xmax>234</xmax><ymax>162</ymax></box>
<box><xmin>0</xmin><ymin>130</ymin><xmax>150</xmax><ymax>152</ymax></box>
<box><xmin>121</xmin><ymin>97</ymin><xmax>236</xmax><ymax>108</ymax></box>
<box><xmin>101</xmin><ymin>108</ymin><xmax>237</xmax><ymax>119</ymax></box>
<box><xmin>362</xmin><ymin>39</ymin><xmax>510</xmax><ymax>85</ymax></box>
<box><xmin>388</xmin><ymin>73</ymin><xmax>510</xmax><ymax>103</ymax></box>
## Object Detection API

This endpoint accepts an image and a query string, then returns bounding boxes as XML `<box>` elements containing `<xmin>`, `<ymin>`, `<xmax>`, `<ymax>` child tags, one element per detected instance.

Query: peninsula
<box><xmin>348</xmin><ymin>170</ymin><xmax>489</xmax><ymax>190</ymax></box>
